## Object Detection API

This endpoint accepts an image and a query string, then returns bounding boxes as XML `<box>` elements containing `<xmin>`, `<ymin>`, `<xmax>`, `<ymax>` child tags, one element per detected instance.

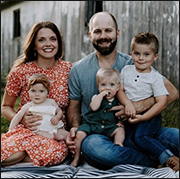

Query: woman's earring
<box><xmin>34</xmin><ymin>50</ymin><xmax>37</xmax><ymax>58</ymax></box>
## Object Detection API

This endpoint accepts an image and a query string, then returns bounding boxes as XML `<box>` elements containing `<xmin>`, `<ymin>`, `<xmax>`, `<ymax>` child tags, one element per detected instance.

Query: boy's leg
<box><xmin>70</xmin><ymin>131</ymin><xmax>87</xmax><ymax>167</ymax></box>
<box><xmin>134</xmin><ymin>115</ymin><xmax>163</xmax><ymax>157</ymax></box>
<box><xmin>155</xmin><ymin>127</ymin><xmax>179</xmax><ymax>157</ymax></box>
<box><xmin>110</xmin><ymin>127</ymin><xmax>125</xmax><ymax>146</ymax></box>
<box><xmin>134</xmin><ymin>114</ymin><xmax>177</xmax><ymax>167</ymax></box>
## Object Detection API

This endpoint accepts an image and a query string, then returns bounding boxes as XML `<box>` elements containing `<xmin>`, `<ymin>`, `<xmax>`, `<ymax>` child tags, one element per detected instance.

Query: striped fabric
<box><xmin>1</xmin><ymin>158</ymin><xmax>179</xmax><ymax>178</ymax></box>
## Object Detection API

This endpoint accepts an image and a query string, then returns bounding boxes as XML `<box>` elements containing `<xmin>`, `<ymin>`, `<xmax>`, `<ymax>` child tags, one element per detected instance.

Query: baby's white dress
<box><xmin>29</xmin><ymin>105</ymin><xmax>64</xmax><ymax>134</ymax></box>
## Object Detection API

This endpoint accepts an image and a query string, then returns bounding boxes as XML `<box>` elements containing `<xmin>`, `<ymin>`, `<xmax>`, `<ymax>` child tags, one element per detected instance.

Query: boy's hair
<box><xmin>131</xmin><ymin>32</ymin><xmax>159</xmax><ymax>54</ymax></box>
<box><xmin>96</xmin><ymin>68</ymin><xmax>120</xmax><ymax>86</ymax></box>
<box><xmin>27</xmin><ymin>74</ymin><xmax>50</xmax><ymax>92</ymax></box>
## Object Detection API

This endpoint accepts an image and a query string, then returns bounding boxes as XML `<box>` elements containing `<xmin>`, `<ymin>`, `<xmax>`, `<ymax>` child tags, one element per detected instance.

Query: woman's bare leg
<box><xmin>1</xmin><ymin>151</ymin><xmax>26</xmax><ymax>166</ymax></box>
<box><xmin>22</xmin><ymin>153</ymin><xmax>32</xmax><ymax>162</ymax></box>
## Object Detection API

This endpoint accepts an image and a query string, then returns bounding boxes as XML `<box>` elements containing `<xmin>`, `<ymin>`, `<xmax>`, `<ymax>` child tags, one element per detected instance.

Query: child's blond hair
<box><xmin>96</xmin><ymin>68</ymin><xmax>120</xmax><ymax>86</ymax></box>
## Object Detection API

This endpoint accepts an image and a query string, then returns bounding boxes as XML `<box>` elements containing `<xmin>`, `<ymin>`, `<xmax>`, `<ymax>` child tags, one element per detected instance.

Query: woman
<box><xmin>1</xmin><ymin>21</ymin><xmax>72</xmax><ymax>166</ymax></box>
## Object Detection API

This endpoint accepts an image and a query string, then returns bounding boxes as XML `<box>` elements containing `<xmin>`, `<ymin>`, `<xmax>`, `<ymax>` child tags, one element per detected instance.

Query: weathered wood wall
<box><xmin>103</xmin><ymin>1</ymin><xmax>179</xmax><ymax>87</ymax></box>
<box><xmin>1</xmin><ymin>1</ymin><xmax>179</xmax><ymax>87</ymax></box>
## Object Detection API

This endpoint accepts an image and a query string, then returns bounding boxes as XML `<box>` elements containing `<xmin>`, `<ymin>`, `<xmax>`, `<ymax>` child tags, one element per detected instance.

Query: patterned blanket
<box><xmin>1</xmin><ymin>158</ymin><xmax>179</xmax><ymax>178</ymax></box>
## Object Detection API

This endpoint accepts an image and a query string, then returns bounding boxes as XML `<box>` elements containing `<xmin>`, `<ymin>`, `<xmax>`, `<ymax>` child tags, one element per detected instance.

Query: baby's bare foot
<box><xmin>70</xmin><ymin>154</ymin><xmax>84</xmax><ymax>167</ymax></box>
<box><xmin>53</xmin><ymin>133</ymin><xmax>65</xmax><ymax>141</ymax></box>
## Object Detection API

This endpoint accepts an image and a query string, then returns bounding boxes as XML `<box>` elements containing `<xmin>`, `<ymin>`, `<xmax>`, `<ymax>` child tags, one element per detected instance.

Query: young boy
<box><xmin>117</xmin><ymin>32</ymin><xmax>179</xmax><ymax>171</ymax></box>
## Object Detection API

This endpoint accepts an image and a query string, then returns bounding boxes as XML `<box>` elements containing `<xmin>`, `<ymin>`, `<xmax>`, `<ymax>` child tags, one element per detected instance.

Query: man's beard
<box><xmin>92</xmin><ymin>38</ymin><xmax>117</xmax><ymax>55</ymax></box>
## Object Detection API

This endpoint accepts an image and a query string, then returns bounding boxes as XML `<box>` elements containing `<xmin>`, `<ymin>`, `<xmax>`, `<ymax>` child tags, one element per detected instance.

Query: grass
<box><xmin>161</xmin><ymin>99</ymin><xmax>179</xmax><ymax>128</ymax></box>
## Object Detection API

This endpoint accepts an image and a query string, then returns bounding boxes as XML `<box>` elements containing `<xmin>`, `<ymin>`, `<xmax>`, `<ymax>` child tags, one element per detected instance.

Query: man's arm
<box><xmin>116</xmin><ymin>91</ymin><xmax>155</xmax><ymax>115</ymax></box>
<box><xmin>133</xmin><ymin>78</ymin><xmax>179</xmax><ymax>113</ymax></box>
<box><xmin>164</xmin><ymin>78</ymin><xmax>179</xmax><ymax>104</ymax></box>
<box><xmin>66</xmin><ymin>99</ymin><xmax>82</xmax><ymax>155</ymax></box>
<box><xmin>114</xmin><ymin>78</ymin><xmax>179</xmax><ymax>117</ymax></box>
<box><xmin>66</xmin><ymin>99</ymin><xmax>82</xmax><ymax>128</ymax></box>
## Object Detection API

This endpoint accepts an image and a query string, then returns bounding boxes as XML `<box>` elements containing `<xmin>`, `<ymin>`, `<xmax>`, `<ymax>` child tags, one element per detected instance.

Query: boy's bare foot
<box><xmin>166</xmin><ymin>156</ymin><xmax>179</xmax><ymax>172</ymax></box>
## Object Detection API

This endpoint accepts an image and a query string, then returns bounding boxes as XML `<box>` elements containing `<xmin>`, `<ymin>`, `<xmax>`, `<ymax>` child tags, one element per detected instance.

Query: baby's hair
<box><xmin>96</xmin><ymin>68</ymin><xmax>120</xmax><ymax>86</ymax></box>
<box><xmin>27</xmin><ymin>74</ymin><xmax>50</xmax><ymax>92</ymax></box>
<box><xmin>131</xmin><ymin>32</ymin><xmax>159</xmax><ymax>54</ymax></box>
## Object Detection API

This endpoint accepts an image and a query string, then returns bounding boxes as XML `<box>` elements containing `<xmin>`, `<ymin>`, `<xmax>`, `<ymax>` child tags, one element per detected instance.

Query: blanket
<box><xmin>1</xmin><ymin>158</ymin><xmax>179</xmax><ymax>178</ymax></box>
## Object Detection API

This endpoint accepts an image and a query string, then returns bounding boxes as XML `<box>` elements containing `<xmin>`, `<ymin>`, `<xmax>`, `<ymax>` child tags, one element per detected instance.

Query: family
<box><xmin>1</xmin><ymin>12</ymin><xmax>179</xmax><ymax>172</ymax></box>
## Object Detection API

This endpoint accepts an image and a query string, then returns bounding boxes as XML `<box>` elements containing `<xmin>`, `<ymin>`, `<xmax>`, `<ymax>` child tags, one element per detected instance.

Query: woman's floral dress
<box><xmin>1</xmin><ymin>60</ymin><xmax>72</xmax><ymax>166</ymax></box>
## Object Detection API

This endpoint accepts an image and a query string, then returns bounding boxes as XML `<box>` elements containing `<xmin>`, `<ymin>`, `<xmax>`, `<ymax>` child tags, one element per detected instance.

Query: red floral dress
<box><xmin>1</xmin><ymin>60</ymin><xmax>72</xmax><ymax>166</ymax></box>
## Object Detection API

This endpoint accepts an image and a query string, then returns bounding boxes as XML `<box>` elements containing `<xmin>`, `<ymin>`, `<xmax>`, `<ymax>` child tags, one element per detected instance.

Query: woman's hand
<box><xmin>21</xmin><ymin>110</ymin><xmax>42</xmax><ymax>131</ymax></box>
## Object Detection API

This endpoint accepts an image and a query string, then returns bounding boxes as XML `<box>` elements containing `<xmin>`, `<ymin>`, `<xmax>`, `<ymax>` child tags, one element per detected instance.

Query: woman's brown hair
<box><xmin>11</xmin><ymin>21</ymin><xmax>64</xmax><ymax>69</ymax></box>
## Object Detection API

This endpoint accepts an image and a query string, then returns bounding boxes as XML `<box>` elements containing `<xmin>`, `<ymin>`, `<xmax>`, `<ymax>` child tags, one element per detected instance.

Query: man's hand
<box><xmin>66</xmin><ymin>127</ymin><xmax>78</xmax><ymax>157</ymax></box>
<box><xmin>109</xmin><ymin>104</ymin><xmax>128</xmax><ymax>121</ymax></box>
<box><xmin>21</xmin><ymin>110</ymin><xmax>42</xmax><ymax>131</ymax></box>
<box><xmin>116</xmin><ymin>121</ymin><xmax>125</xmax><ymax>128</ymax></box>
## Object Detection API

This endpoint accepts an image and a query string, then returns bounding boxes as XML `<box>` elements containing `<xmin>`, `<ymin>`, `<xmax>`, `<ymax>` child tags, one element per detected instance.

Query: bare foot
<box><xmin>53</xmin><ymin>133</ymin><xmax>65</xmax><ymax>141</ymax></box>
<box><xmin>70</xmin><ymin>153</ymin><xmax>84</xmax><ymax>167</ymax></box>
<box><xmin>70</xmin><ymin>158</ymin><xmax>79</xmax><ymax>167</ymax></box>
<box><xmin>115</xmin><ymin>142</ymin><xmax>123</xmax><ymax>146</ymax></box>
<box><xmin>166</xmin><ymin>156</ymin><xmax>179</xmax><ymax>172</ymax></box>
